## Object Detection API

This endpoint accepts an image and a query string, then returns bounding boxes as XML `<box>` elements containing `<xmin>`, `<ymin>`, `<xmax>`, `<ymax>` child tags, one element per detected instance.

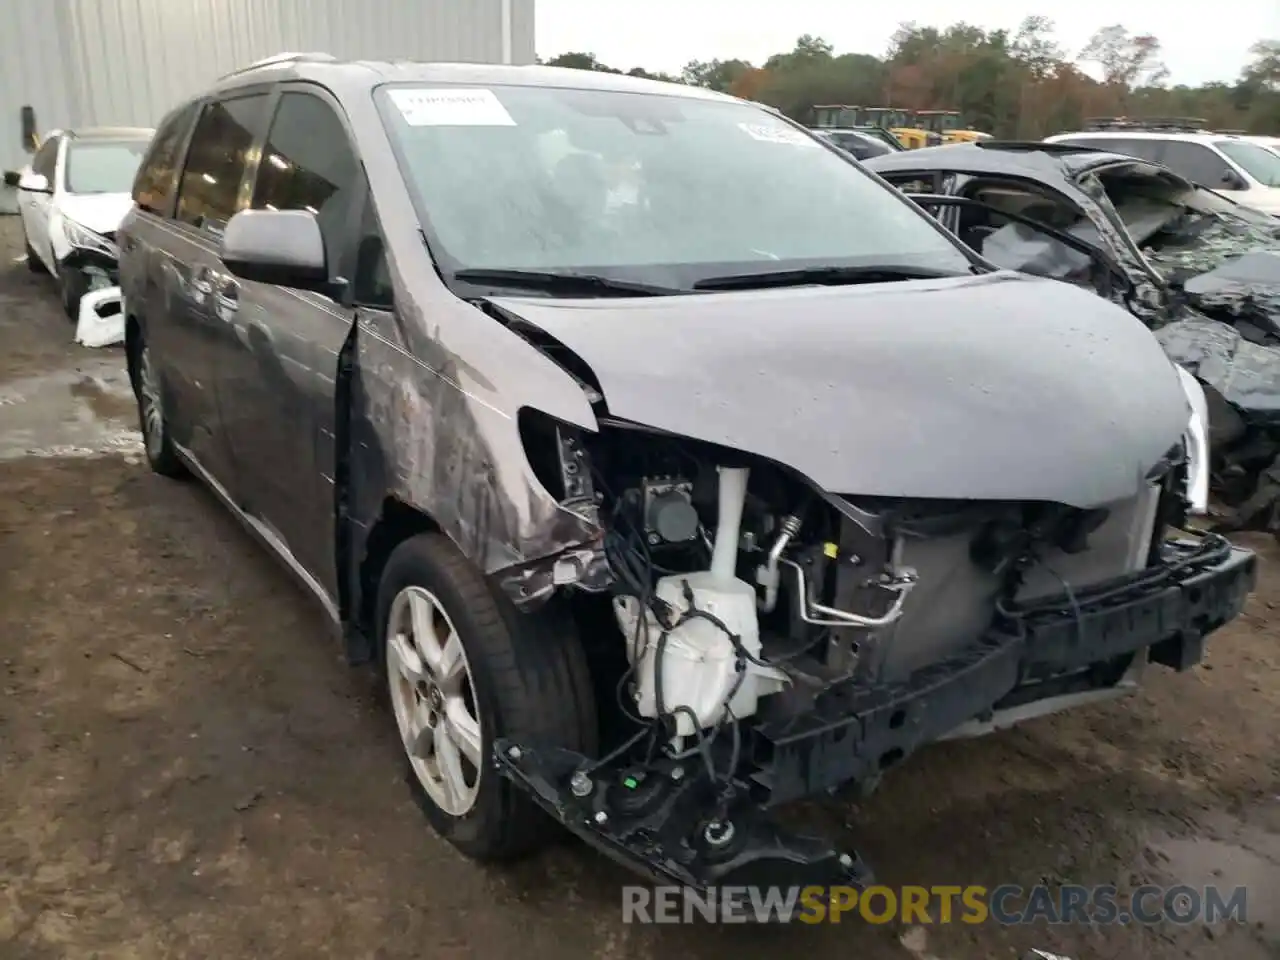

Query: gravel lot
<box><xmin>1</xmin><ymin>216</ymin><xmax>1277</xmax><ymax>960</ymax></box>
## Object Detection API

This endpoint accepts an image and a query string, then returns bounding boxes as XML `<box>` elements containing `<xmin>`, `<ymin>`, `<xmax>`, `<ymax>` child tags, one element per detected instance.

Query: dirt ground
<box><xmin>0</xmin><ymin>216</ymin><xmax>1277</xmax><ymax>960</ymax></box>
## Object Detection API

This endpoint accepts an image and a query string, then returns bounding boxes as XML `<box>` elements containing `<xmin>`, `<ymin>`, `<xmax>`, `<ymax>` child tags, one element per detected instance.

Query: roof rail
<box><xmin>1082</xmin><ymin>116</ymin><xmax>1207</xmax><ymax>133</ymax></box>
<box><xmin>218</xmin><ymin>51</ymin><xmax>336</xmax><ymax>81</ymax></box>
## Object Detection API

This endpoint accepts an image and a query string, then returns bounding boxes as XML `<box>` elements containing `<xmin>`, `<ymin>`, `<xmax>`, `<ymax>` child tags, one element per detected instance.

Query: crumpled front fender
<box><xmin>348</xmin><ymin>292</ymin><xmax>605</xmax><ymax>582</ymax></box>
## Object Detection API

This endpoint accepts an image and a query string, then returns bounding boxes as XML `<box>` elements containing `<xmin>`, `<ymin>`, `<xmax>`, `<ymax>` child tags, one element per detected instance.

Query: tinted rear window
<box><xmin>1055</xmin><ymin>137</ymin><xmax>1163</xmax><ymax>161</ymax></box>
<box><xmin>173</xmin><ymin>94</ymin><xmax>271</xmax><ymax>231</ymax></box>
<box><xmin>133</xmin><ymin>104</ymin><xmax>198</xmax><ymax>215</ymax></box>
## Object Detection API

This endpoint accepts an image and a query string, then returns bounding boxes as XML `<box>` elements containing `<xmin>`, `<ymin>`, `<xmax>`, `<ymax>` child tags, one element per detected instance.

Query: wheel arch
<box><xmin>345</xmin><ymin>495</ymin><xmax>442</xmax><ymax>664</ymax></box>
<box><xmin>124</xmin><ymin>308</ymin><xmax>146</xmax><ymax>389</ymax></box>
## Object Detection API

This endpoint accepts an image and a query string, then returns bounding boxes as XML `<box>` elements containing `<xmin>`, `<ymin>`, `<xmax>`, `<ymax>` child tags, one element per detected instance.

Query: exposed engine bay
<box><xmin>494</xmin><ymin>409</ymin><xmax>1255</xmax><ymax>891</ymax></box>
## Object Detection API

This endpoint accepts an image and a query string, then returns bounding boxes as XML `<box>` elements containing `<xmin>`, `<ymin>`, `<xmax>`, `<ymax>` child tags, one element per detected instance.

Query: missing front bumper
<box><xmin>74</xmin><ymin>285</ymin><xmax>124</xmax><ymax>348</ymax></box>
<box><xmin>496</xmin><ymin>536</ymin><xmax>1254</xmax><ymax>892</ymax></box>
<box><xmin>751</xmin><ymin>536</ymin><xmax>1255</xmax><ymax>806</ymax></box>
<box><xmin>59</xmin><ymin>248</ymin><xmax>119</xmax><ymax>287</ymax></box>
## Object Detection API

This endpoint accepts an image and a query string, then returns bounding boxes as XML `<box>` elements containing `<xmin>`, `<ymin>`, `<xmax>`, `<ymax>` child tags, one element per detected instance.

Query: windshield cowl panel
<box><xmin>375</xmin><ymin>82</ymin><xmax>976</xmax><ymax>292</ymax></box>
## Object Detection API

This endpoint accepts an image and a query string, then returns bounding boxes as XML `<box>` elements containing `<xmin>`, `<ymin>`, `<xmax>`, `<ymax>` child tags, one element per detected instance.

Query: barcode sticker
<box><xmin>737</xmin><ymin>122</ymin><xmax>818</xmax><ymax>146</ymax></box>
<box><xmin>389</xmin><ymin>88</ymin><xmax>516</xmax><ymax>127</ymax></box>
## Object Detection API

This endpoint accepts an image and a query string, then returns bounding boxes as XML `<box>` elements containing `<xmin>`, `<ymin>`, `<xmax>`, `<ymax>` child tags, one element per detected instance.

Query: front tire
<box><xmin>131</xmin><ymin>333</ymin><xmax>186</xmax><ymax>478</ymax></box>
<box><xmin>58</xmin><ymin>265</ymin><xmax>90</xmax><ymax>319</ymax></box>
<box><xmin>24</xmin><ymin>238</ymin><xmax>45</xmax><ymax>274</ymax></box>
<box><xmin>376</xmin><ymin>533</ymin><xmax>597</xmax><ymax>861</ymax></box>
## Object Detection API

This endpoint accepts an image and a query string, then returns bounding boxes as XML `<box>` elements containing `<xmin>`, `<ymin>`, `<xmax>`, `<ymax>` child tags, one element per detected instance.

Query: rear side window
<box><xmin>250</xmin><ymin>91</ymin><xmax>361</xmax><ymax>267</ymax></box>
<box><xmin>133</xmin><ymin>103</ymin><xmax>198</xmax><ymax>215</ymax></box>
<box><xmin>1157</xmin><ymin>142</ymin><xmax>1235</xmax><ymax>188</ymax></box>
<box><xmin>1056</xmin><ymin>137</ymin><xmax>1162</xmax><ymax>162</ymax></box>
<box><xmin>174</xmin><ymin>93</ymin><xmax>271</xmax><ymax>231</ymax></box>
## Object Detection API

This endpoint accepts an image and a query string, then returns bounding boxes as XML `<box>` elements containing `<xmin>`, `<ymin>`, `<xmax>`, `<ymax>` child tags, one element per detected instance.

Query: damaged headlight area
<box><xmin>61</xmin><ymin>217</ymin><xmax>120</xmax><ymax>260</ymax></box>
<box><xmin>1175</xmin><ymin>365</ymin><xmax>1211</xmax><ymax>515</ymax></box>
<box><xmin>57</xmin><ymin>216</ymin><xmax>121</xmax><ymax>294</ymax></box>
<box><xmin>491</xmin><ymin>410</ymin><xmax>1254</xmax><ymax>892</ymax></box>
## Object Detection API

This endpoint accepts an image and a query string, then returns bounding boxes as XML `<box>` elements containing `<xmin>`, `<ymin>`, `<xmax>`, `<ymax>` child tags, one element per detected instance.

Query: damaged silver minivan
<box><xmin>118</xmin><ymin>55</ymin><xmax>1257</xmax><ymax>891</ymax></box>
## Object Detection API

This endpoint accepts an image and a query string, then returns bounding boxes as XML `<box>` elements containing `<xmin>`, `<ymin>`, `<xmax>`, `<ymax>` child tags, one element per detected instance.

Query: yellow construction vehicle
<box><xmin>811</xmin><ymin>104</ymin><xmax>860</xmax><ymax>129</ymax></box>
<box><xmin>811</xmin><ymin>105</ymin><xmax>936</xmax><ymax>149</ymax></box>
<box><xmin>861</xmin><ymin>107</ymin><xmax>936</xmax><ymax>149</ymax></box>
<box><xmin>914</xmin><ymin>110</ymin><xmax>990</xmax><ymax>144</ymax></box>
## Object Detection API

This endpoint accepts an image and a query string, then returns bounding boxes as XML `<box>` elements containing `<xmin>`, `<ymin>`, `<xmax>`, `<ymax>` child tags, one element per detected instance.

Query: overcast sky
<box><xmin>536</xmin><ymin>0</ymin><xmax>1278</xmax><ymax>86</ymax></box>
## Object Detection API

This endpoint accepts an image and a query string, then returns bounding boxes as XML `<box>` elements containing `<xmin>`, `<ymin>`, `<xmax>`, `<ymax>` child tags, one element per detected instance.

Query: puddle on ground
<box><xmin>0</xmin><ymin>356</ymin><xmax>143</xmax><ymax>461</ymax></box>
<box><xmin>68</xmin><ymin>374</ymin><xmax>136</xmax><ymax>421</ymax></box>
<box><xmin>1142</xmin><ymin>812</ymin><xmax>1280</xmax><ymax>938</ymax></box>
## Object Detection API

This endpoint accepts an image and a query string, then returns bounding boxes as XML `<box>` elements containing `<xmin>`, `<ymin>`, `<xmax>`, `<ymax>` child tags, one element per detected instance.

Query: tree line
<box><xmin>542</xmin><ymin>19</ymin><xmax>1280</xmax><ymax>138</ymax></box>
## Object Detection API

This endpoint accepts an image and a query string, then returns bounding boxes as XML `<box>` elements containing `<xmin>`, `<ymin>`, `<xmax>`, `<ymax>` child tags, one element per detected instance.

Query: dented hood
<box><xmin>58</xmin><ymin>192</ymin><xmax>133</xmax><ymax>235</ymax></box>
<box><xmin>490</xmin><ymin>272</ymin><xmax>1190</xmax><ymax>508</ymax></box>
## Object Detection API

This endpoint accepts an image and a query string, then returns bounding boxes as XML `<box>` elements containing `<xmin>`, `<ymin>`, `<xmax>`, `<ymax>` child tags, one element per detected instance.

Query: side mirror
<box><xmin>16</xmin><ymin>171</ymin><xmax>51</xmax><ymax>193</ymax></box>
<box><xmin>1220</xmin><ymin>169</ymin><xmax>1247</xmax><ymax>191</ymax></box>
<box><xmin>220</xmin><ymin>209</ymin><xmax>328</xmax><ymax>292</ymax></box>
<box><xmin>20</xmin><ymin>106</ymin><xmax>37</xmax><ymax>153</ymax></box>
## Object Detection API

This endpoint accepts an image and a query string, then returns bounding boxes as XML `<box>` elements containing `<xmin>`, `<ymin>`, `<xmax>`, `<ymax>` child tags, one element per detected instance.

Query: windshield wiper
<box><xmin>452</xmin><ymin>268</ymin><xmax>681</xmax><ymax>297</ymax></box>
<box><xmin>691</xmin><ymin>264</ymin><xmax>977</xmax><ymax>291</ymax></box>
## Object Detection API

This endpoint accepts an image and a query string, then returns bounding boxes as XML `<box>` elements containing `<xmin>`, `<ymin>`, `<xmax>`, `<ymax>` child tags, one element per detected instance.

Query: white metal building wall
<box><xmin>2</xmin><ymin>0</ymin><xmax>534</xmax><ymax>210</ymax></box>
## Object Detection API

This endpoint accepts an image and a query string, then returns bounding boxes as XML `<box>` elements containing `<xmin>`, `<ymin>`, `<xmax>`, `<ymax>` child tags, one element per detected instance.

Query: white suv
<box><xmin>1043</xmin><ymin>129</ymin><xmax>1280</xmax><ymax>216</ymax></box>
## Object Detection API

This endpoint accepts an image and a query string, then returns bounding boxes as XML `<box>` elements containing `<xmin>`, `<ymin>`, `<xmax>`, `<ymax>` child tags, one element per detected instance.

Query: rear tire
<box><xmin>130</xmin><ymin>333</ymin><xmax>186</xmax><ymax>478</ymax></box>
<box><xmin>375</xmin><ymin>532</ymin><xmax>598</xmax><ymax>861</ymax></box>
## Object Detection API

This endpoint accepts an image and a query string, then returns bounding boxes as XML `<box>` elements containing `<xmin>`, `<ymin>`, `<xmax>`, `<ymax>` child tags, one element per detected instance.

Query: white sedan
<box><xmin>16</xmin><ymin>126</ymin><xmax>153</xmax><ymax>317</ymax></box>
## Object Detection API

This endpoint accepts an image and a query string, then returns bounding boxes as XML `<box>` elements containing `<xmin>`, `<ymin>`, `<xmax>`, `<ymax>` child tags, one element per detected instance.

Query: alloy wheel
<box><xmin>137</xmin><ymin>346</ymin><xmax>165</xmax><ymax>460</ymax></box>
<box><xmin>386</xmin><ymin>585</ymin><xmax>484</xmax><ymax>817</ymax></box>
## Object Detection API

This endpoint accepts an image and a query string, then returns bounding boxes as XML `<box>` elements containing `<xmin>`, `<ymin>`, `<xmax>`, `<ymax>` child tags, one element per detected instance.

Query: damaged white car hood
<box><xmin>492</xmin><ymin>271</ymin><xmax>1191</xmax><ymax>508</ymax></box>
<box><xmin>57</xmin><ymin>192</ymin><xmax>133</xmax><ymax>234</ymax></box>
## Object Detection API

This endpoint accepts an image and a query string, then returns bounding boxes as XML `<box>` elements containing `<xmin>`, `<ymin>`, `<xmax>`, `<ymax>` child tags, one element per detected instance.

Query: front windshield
<box><xmin>375</xmin><ymin>83</ymin><xmax>973</xmax><ymax>286</ymax></box>
<box><xmin>65</xmin><ymin>139</ymin><xmax>150</xmax><ymax>194</ymax></box>
<box><xmin>1215</xmin><ymin>140</ymin><xmax>1280</xmax><ymax>187</ymax></box>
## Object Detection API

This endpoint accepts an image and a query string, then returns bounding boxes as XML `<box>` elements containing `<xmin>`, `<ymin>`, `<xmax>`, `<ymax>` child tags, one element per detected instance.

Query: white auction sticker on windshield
<box><xmin>388</xmin><ymin>88</ymin><xmax>516</xmax><ymax>126</ymax></box>
<box><xmin>737</xmin><ymin>122</ymin><xmax>817</xmax><ymax>146</ymax></box>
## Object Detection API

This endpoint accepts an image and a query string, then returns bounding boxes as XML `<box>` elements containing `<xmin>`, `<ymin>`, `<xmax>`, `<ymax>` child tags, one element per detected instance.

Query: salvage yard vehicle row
<box><xmin>865</xmin><ymin>141</ymin><xmax>1280</xmax><ymax>536</ymax></box>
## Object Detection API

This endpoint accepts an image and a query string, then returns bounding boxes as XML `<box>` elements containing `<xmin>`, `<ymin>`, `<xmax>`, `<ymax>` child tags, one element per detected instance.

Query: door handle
<box><xmin>213</xmin><ymin>281</ymin><xmax>239</xmax><ymax>322</ymax></box>
<box><xmin>190</xmin><ymin>266</ymin><xmax>213</xmax><ymax>299</ymax></box>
